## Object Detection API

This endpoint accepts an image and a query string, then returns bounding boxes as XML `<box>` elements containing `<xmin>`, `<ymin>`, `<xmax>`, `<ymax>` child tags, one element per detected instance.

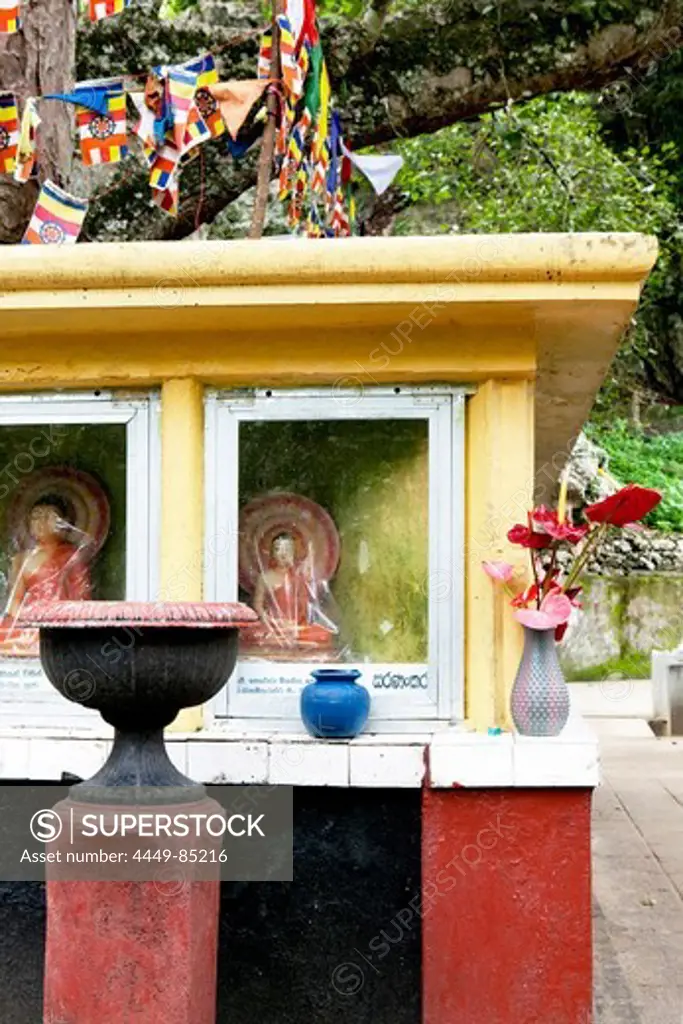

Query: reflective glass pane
<box><xmin>0</xmin><ymin>422</ymin><xmax>126</xmax><ymax>663</ymax></box>
<box><xmin>237</xmin><ymin>419</ymin><xmax>429</xmax><ymax>666</ymax></box>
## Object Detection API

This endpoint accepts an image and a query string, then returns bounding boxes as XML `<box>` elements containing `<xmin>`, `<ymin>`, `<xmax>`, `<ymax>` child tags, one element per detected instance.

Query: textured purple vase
<box><xmin>510</xmin><ymin>626</ymin><xmax>570</xmax><ymax>737</ymax></box>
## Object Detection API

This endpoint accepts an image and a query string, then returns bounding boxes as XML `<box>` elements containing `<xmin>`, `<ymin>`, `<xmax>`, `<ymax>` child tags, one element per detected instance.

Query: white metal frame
<box><xmin>0</xmin><ymin>390</ymin><xmax>161</xmax><ymax>727</ymax></box>
<box><xmin>205</xmin><ymin>386</ymin><xmax>466</xmax><ymax>729</ymax></box>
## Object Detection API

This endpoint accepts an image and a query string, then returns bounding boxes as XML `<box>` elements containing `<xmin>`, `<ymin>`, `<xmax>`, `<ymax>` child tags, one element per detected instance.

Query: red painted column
<box><xmin>43</xmin><ymin>797</ymin><xmax>222</xmax><ymax>1024</ymax></box>
<box><xmin>422</xmin><ymin>788</ymin><xmax>593</xmax><ymax>1024</ymax></box>
<box><xmin>44</xmin><ymin>878</ymin><xmax>219</xmax><ymax>1024</ymax></box>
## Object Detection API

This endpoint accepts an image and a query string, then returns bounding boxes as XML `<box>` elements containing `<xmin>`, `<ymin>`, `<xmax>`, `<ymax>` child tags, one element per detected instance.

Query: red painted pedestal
<box><xmin>422</xmin><ymin>788</ymin><xmax>593</xmax><ymax>1024</ymax></box>
<box><xmin>44</xmin><ymin>878</ymin><xmax>220</xmax><ymax>1024</ymax></box>
<box><xmin>43</xmin><ymin>797</ymin><xmax>224</xmax><ymax>1024</ymax></box>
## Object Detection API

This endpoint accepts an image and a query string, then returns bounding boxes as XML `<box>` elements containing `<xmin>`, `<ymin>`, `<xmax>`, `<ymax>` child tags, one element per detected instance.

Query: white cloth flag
<box><xmin>286</xmin><ymin>0</ymin><xmax>305</xmax><ymax>43</ymax></box>
<box><xmin>129</xmin><ymin>91</ymin><xmax>156</xmax><ymax>150</ymax></box>
<box><xmin>341</xmin><ymin>142</ymin><xmax>404</xmax><ymax>196</ymax></box>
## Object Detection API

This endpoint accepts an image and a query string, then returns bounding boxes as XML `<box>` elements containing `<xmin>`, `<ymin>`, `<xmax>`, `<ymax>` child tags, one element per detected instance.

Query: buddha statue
<box><xmin>243</xmin><ymin>531</ymin><xmax>338</xmax><ymax>659</ymax></box>
<box><xmin>0</xmin><ymin>495</ymin><xmax>93</xmax><ymax>656</ymax></box>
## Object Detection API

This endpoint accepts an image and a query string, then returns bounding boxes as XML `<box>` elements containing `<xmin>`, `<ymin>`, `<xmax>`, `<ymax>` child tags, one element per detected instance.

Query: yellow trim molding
<box><xmin>0</xmin><ymin>234</ymin><xmax>658</xmax><ymax>729</ymax></box>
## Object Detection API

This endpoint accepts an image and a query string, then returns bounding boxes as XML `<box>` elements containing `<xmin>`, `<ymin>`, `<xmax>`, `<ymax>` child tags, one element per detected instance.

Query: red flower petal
<box><xmin>531</xmin><ymin>505</ymin><xmax>589</xmax><ymax>543</ymax></box>
<box><xmin>585</xmin><ymin>484</ymin><xmax>662</xmax><ymax>527</ymax></box>
<box><xmin>507</xmin><ymin>524</ymin><xmax>552</xmax><ymax>549</ymax></box>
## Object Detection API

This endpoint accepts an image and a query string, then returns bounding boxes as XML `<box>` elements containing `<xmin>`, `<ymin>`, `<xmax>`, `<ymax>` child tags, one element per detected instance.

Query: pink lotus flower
<box><xmin>514</xmin><ymin>592</ymin><xmax>573</xmax><ymax>631</ymax></box>
<box><xmin>482</xmin><ymin>560</ymin><xmax>515</xmax><ymax>582</ymax></box>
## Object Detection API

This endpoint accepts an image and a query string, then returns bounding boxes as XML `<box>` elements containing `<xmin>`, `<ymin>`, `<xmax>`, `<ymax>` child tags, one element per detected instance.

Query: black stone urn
<box><xmin>20</xmin><ymin>601</ymin><xmax>257</xmax><ymax>802</ymax></box>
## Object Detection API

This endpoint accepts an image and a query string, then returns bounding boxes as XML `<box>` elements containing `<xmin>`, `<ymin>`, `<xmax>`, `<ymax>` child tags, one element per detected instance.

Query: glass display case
<box><xmin>0</xmin><ymin>393</ymin><xmax>160</xmax><ymax>726</ymax></box>
<box><xmin>205</xmin><ymin>387</ymin><xmax>464</xmax><ymax>726</ymax></box>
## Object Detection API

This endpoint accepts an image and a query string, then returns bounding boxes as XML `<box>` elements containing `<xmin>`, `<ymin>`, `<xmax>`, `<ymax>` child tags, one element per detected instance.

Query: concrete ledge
<box><xmin>0</xmin><ymin>721</ymin><xmax>599</xmax><ymax>788</ymax></box>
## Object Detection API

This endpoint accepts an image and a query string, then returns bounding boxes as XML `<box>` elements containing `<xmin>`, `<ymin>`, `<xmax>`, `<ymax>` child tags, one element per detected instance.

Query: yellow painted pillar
<box><xmin>465</xmin><ymin>379</ymin><xmax>535</xmax><ymax>729</ymax></box>
<box><xmin>160</xmin><ymin>378</ymin><xmax>205</xmax><ymax>731</ymax></box>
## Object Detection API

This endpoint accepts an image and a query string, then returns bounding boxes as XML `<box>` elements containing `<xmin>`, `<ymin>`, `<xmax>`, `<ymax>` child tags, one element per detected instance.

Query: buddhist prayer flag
<box><xmin>340</xmin><ymin>140</ymin><xmax>404</xmax><ymax>195</ymax></box>
<box><xmin>311</xmin><ymin>142</ymin><xmax>328</xmax><ymax>194</ymax></box>
<box><xmin>300</xmin><ymin>0</ymin><xmax>319</xmax><ymax>47</ymax></box>
<box><xmin>22</xmin><ymin>180</ymin><xmax>88</xmax><ymax>246</ymax></box>
<box><xmin>277</xmin><ymin>15</ymin><xmax>303</xmax><ymax>100</ymax></box>
<box><xmin>285</xmin><ymin>0</ymin><xmax>305</xmax><ymax>43</ymax></box>
<box><xmin>0</xmin><ymin>0</ymin><xmax>19</xmax><ymax>33</ymax></box>
<box><xmin>148</xmin><ymin>141</ymin><xmax>181</xmax><ymax>191</ymax></box>
<box><xmin>257</xmin><ymin>29</ymin><xmax>272</xmax><ymax>79</ymax></box>
<box><xmin>130</xmin><ymin>91</ymin><xmax>156</xmax><ymax>150</ymax></box>
<box><xmin>152</xmin><ymin>177</ymin><xmax>179</xmax><ymax>217</ymax></box>
<box><xmin>14</xmin><ymin>96</ymin><xmax>40</xmax><ymax>183</ymax></box>
<box><xmin>76</xmin><ymin>84</ymin><xmax>128</xmax><ymax>165</ymax></box>
<box><xmin>313</xmin><ymin>60</ymin><xmax>330</xmax><ymax>159</ymax></box>
<box><xmin>44</xmin><ymin>87</ymin><xmax>110</xmax><ymax>113</ymax></box>
<box><xmin>184</xmin><ymin>54</ymin><xmax>225</xmax><ymax>139</ymax></box>
<box><xmin>279</xmin><ymin>107</ymin><xmax>311</xmax><ymax>199</ymax></box>
<box><xmin>302</xmin><ymin>41</ymin><xmax>323</xmax><ymax>119</ymax></box>
<box><xmin>182</xmin><ymin>52</ymin><xmax>219</xmax><ymax>89</ymax></box>
<box><xmin>208</xmin><ymin>80</ymin><xmax>266</xmax><ymax>140</ymax></box>
<box><xmin>0</xmin><ymin>92</ymin><xmax>18</xmax><ymax>174</ymax></box>
<box><xmin>167</xmin><ymin>66</ymin><xmax>198</xmax><ymax>149</ymax></box>
<box><xmin>181</xmin><ymin>102</ymin><xmax>211</xmax><ymax>155</ymax></box>
<box><xmin>89</xmin><ymin>0</ymin><xmax>130</xmax><ymax>21</ymax></box>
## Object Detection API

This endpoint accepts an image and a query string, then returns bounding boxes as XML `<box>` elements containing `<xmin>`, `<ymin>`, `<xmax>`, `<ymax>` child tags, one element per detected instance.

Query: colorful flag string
<box><xmin>2</xmin><ymin>0</ymin><xmax>401</xmax><ymax>240</ymax></box>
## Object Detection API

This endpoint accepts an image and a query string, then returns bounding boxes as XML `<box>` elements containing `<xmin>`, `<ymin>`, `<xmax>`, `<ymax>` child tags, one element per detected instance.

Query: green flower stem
<box><xmin>563</xmin><ymin>522</ymin><xmax>607</xmax><ymax>592</ymax></box>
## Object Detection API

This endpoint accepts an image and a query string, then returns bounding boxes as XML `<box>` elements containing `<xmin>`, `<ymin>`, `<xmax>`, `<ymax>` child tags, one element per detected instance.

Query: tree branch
<box><xmin>85</xmin><ymin>0</ymin><xmax>683</xmax><ymax>241</ymax></box>
<box><xmin>361</xmin><ymin>0</ymin><xmax>395</xmax><ymax>50</ymax></box>
<box><xmin>339</xmin><ymin>2</ymin><xmax>683</xmax><ymax>147</ymax></box>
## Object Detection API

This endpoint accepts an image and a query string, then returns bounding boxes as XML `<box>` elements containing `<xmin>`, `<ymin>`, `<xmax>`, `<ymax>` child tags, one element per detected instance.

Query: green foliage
<box><xmin>393</xmin><ymin>92</ymin><xmax>677</xmax><ymax>236</ymax></box>
<box><xmin>563</xmin><ymin>651</ymin><xmax>651</xmax><ymax>682</ymax></box>
<box><xmin>391</xmin><ymin>92</ymin><xmax>680</xmax><ymax>423</ymax></box>
<box><xmin>586</xmin><ymin>420</ymin><xmax>683</xmax><ymax>532</ymax></box>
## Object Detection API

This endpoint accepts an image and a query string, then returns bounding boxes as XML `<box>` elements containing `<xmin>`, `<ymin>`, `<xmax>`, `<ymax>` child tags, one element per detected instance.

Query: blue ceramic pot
<box><xmin>300</xmin><ymin>669</ymin><xmax>371</xmax><ymax>739</ymax></box>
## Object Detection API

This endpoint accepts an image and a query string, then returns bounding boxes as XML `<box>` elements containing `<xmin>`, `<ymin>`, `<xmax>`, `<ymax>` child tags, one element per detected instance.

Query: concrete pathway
<box><xmin>594</xmin><ymin>735</ymin><xmax>683</xmax><ymax>1023</ymax></box>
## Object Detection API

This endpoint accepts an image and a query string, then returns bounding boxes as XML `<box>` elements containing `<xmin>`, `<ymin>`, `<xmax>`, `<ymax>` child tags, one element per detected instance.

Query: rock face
<box><xmin>565</xmin><ymin>432</ymin><xmax>615</xmax><ymax>506</ymax></box>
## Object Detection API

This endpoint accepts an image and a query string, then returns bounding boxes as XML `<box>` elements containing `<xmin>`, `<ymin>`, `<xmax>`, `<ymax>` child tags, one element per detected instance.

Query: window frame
<box><xmin>0</xmin><ymin>389</ymin><xmax>161</xmax><ymax>727</ymax></box>
<box><xmin>205</xmin><ymin>386</ymin><xmax>465</xmax><ymax>730</ymax></box>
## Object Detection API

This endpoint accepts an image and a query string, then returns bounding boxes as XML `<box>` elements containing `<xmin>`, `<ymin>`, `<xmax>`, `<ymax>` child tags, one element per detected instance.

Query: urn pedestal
<box><xmin>20</xmin><ymin>600</ymin><xmax>256</xmax><ymax>1024</ymax></box>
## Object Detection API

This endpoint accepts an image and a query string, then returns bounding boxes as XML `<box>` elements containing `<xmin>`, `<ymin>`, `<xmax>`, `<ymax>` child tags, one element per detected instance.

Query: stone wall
<box><xmin>582</xmin><ymin>530</ymin><xmax>683</xmax><ymax>576</ymax></box>
<box><xmin>560</xmin><ymin>573</ymin><xmax>683</xmax><ymax>681</ymax></box>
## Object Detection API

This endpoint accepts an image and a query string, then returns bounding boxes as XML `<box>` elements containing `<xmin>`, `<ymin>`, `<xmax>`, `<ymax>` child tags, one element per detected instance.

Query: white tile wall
<box><xmin>0</xmin><ymin>722</ymin><xmax>600</xmax><ymax>788</ymax></box>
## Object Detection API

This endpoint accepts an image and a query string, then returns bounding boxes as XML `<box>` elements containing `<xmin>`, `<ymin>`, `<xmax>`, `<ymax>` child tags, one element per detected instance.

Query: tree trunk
<box><xmin>0</xmin><ymin>0</ymin><xmax>76</xmax><ymax>243</ymax></box>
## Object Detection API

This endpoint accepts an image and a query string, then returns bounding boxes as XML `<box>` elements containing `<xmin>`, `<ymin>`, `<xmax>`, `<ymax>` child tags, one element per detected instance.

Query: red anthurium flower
<box><xmin>555</xmin><ymin>621</ymin><xmax>570</xmax><ymax>643</ymax></box>
<box><xmin>585</xmin><ymin>484</ymin><xmax>662</xmax><ymax>527</ymax></box>
<box><xmin>531</xmin><ymin>505</ymin><xmax>589</xmax><ymax>544</ymax></box>
<box><xmin>507</xmin><ymin>524</ymin><xmax>551</xmax><ymax>549</ymax></box>
<box><xmin>511</xmin><ymin>583</ymin><xmax>539</xmax><ymax>609</ymax></box>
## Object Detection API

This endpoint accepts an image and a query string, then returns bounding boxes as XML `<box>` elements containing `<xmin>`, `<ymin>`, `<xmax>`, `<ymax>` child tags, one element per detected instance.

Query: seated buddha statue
<box><xmin>0</xmin><ymin>496</ymin><xmax>92</xmax><ymax>656</ymax></box>
<box><xmin>242</xmin><ymin>531</ymin><xmax>337</xmax><ymax>660</ymax></box>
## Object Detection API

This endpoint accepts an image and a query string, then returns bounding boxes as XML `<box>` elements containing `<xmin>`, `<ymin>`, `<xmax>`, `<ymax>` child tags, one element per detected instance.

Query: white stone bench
<box><xmin>652</xmin><ymin>650</ymin><xmax>683</xmax><ymax>735</ymax></box>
